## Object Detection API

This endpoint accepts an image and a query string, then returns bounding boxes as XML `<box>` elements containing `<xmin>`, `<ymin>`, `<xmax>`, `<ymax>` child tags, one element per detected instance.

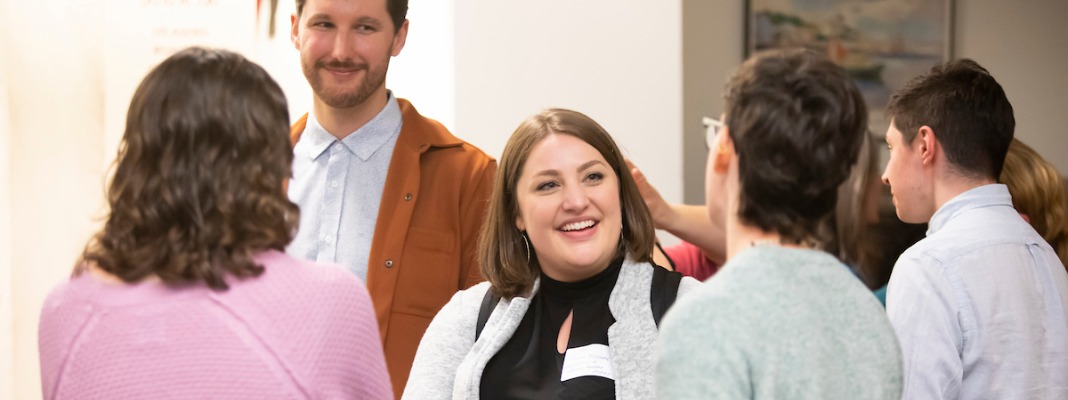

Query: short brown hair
<box><xmin>80</xmin><ymin>47</ymin><xmax>298</xmax><ymax>290</ymax></box>
<box><xmin>295</xmin><ymin>0</ymin><xmax>408</xmax><ymax>33</ymax></box>
<box><xmin>479</xmin><ymin>109</ymin><xmax>655</xmax><ymax>299</ymax></box>
<box><xmin>725</xmin><ymin>48</ymin><xmax>868</xmax><ymax>244</ymax></box>
<box><xmin>886</xmin><ymin>59</ymin><xmax>1014</xmax><ymax>179</ymax></box>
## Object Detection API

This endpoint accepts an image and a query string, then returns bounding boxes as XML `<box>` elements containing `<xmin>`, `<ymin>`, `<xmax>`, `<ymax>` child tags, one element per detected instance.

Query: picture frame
<box><xmin>745</xmin><ymin>0</ymin><xmax>955</xmax><ymax>115</ymax></box>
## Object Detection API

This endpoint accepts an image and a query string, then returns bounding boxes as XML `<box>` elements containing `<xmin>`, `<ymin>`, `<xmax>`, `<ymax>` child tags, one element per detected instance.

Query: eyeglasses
<box><xmin>702</xmin><ymin>117</ymin><xmax>723</xmax><ymax>149</ymax></box>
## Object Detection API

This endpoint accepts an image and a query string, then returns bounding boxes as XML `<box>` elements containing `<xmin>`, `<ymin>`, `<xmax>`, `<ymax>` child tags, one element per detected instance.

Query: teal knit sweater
<box><xmin>655</xmin><ymin>245</ymin><xmax>902</xmax><ymax>399</ymax></box>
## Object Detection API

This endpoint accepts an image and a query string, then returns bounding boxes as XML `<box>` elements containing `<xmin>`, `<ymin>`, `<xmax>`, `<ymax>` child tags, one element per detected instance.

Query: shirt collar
<box><xmin>927</xmin><ymin>183</ymin><xmax>1013</xmax><ymax>236</ymax></box>
<box><xmin>298</xmin><ymin>92</ymin><xmax>403</xmax><ymax>161</ymax></box>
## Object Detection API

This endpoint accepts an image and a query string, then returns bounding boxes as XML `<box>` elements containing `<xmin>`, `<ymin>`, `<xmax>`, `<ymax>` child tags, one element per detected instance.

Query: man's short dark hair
<box><xmin>295</xmin><ymin>0</ymin><xmax>408</xmax><ymax>33</ymax></box>
<box><xmin>725</xmin><ymin>48</ymin><xmax>868</xmax><ymax>244</ymax></box>
<box><xmin>886</xmin><ymin>59</ymin><xmax>1015</xmax><ymax>179</ymax></box>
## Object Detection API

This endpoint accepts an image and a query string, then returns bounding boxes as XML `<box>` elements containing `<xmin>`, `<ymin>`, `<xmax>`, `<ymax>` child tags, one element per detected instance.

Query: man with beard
<box><xmin>287</xmin><ymin>0</ymin><xmax>496</xmax><ymax>395</ymax></box>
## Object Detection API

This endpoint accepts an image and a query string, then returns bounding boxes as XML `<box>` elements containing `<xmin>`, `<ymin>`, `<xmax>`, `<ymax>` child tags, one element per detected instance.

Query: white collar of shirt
<box><xmin>298</xmin><ymin>93</ymin><xmax>403</xmax><ymax>162</ymax></box>
<box><xmin>927</xmin><ymin>183</ymin><xmax>1012</xmax><ymax>236</ymax></box>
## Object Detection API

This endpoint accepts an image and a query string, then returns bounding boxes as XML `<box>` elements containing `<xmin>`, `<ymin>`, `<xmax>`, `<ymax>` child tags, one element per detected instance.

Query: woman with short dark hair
<box><xmin>37</xmin><ymin>47</ymin><xmax>392</xmax><ymax>399</ymax></box>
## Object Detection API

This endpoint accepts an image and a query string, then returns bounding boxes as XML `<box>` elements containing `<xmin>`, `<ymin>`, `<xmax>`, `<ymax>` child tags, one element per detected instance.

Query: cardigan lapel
<box><xmin>607</xmin><ymin>260</ymin><xmax>658</xmax><ymax>400</ymax></box>
<box><xmin>462</xmin><ymin>260</ymin><xmax>659</xmax><ymax>399</ymax></box>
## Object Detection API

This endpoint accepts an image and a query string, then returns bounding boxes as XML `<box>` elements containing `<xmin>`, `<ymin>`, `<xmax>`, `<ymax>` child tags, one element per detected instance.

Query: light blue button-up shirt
<box><xmin>286</xmin><ymin>94</ymin><xmax>402</xmax><ymax>281</ymax></box>
<box><xmin>886</xmin><ymin>184</ymin><xmax>1068</xmax><ymax>399</ymax></box>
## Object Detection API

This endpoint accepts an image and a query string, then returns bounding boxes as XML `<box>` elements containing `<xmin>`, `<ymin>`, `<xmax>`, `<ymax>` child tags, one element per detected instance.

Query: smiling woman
<box><xmin>488</xmin><ymin>109</ymin><xmax>656</xmax><ymax>295</ymax></box>
<box><xmin>515</xmin><ymin>133</ymin><xmax>623</xmax><ymax>283</ymax></box>
<box><xmin>403</xmin><ymin>109</ymin><xmax>701</xmax><ymax>400</ymax></box>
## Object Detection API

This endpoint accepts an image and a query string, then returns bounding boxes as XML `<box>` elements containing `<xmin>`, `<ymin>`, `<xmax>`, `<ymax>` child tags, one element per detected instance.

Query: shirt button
<box><xmin>404</xmin><ymin>193</ymin><xmax>413</xmax><ymax>201</ymax></box>
<box><xmin>322</xmin><ymin>235</ymin><xmax>334</xmax><ymax>244</ymax></box>
<box><xmin>330</xmin><ymin>180</ymin><xmax>339</xmax><ymax>188</ymax></box>
<box><xmin>384</xmin><ymin>259</ymin><xmax>394</xmax><ymax>268</ymax></box>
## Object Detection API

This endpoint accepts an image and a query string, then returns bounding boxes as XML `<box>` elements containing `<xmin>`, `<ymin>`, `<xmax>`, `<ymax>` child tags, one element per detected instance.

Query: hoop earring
<box><xmin>521</xmin><ymin>232</ymin><xmax>531</xmax><ymax>263</ymax></box>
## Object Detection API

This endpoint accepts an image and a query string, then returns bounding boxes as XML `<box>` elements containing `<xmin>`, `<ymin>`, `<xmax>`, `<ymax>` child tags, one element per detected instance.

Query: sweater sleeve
<box><xmin>403</xmin><ymin>283</ymin><xmax>486</xmax><ymax>399</ymax></box>
<box><xmin>37</xmin><ymin>282</ymin><xmax>93</xmax><ymax>400</ymax></box>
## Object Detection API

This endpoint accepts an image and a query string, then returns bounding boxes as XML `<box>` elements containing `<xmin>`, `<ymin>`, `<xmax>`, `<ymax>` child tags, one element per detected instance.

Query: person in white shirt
<box><xmin>882</xmin><ymin>58</ymin><xmax>1068</xmax><ymax>399</ymax></box>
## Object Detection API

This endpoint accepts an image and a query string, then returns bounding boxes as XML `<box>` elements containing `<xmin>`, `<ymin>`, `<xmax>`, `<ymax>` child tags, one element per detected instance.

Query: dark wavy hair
<box><xmin>725</xmin><ymin>48</ymin><xmax>868</xmax><ymax>244</ymax></box>
<box><xmin>886</xmin><ymin>58</ymin><xmax>1014</xmax><ymax>180</ymax></box>
<box><xmin>295</xmin><ymin>0</ymin><xmax>408</xmax><ymax>33</ymax></box>
<box><xmin>80</xmin><ymin>47</ymin><xmax>298</xmax><ymax>290</ymax></box>
<box><xmin>479</xmin><ymin>109</ymin><xmax>655</xmax><ymax>299</ymax></box>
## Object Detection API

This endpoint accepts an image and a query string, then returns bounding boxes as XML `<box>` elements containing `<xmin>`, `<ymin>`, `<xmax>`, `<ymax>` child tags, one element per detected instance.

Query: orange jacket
<box><xmin>290</xmin><ymin>99</ymin><xmax>496</xmax><ymax>396</ymax></box>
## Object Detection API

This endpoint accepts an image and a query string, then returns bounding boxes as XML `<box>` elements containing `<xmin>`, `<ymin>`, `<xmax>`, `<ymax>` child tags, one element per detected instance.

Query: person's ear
<box><xmin>391</xmin><ymin>19</ymin><xmax>409</xmax><ymax>57</ymax></box>
<box><xmin>713</xmin><ymin>127</ymin><xmax>734</xmax><ymax>173</ymax></box>
<box><xmin>290</xmin><ymin>13</ymin><xmax>300</xmax><ymax>50</ymax></box>
<box><xmin>918</xmin><ymin>126</ymin><xmax>938</xmax><ymax>166</ymax></box>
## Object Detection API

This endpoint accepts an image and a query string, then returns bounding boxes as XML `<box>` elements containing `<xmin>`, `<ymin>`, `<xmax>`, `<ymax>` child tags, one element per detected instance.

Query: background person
<box><xmin>655</xmin><ymin>48</ymin><xmax>902</xmax><ymax>399</ymax></box>
<box><xmin>881</xmin><ymin>59</ymin><xmax>1068</xmax><ymax>399</ymax></box>
<box><xmin>37</xmin><ymin>47</ymin><xmax>391</xmax><ymax>400</ymax></box>
<box><xmin>286</xmin><ymin>0</ymin><xmax>496</xmax><ymax>393</ymax></box>
<box><xmin>1000</xmin><ymin>137</ymin><xmax>1068</xmax><ymax>268</ymax></box>
<box><xmin>629</xmin><ymin>129</ymin><xmax>884</xmax><ymax>295</ymax></box>
<box><xmin>403</xmin><ymin>109</ymin><xmax>700</xmax><ymax>399</ymax></box>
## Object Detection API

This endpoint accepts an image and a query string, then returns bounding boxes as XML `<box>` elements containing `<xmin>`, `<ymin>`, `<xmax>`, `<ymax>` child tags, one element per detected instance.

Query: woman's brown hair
<box><xmin>1000</xmin><ymin>138</ymin><xmax>1068</xmax><ymax>269</ymax></box>
<box><xmin>478</xmin><ymin>109</ymin><xmax>655</xmax><ymax>299</ymax></box>
<box><xmin>80</xmin><ymin>47</ymin><xmax>298</xmax><ymax>290</ymax></box>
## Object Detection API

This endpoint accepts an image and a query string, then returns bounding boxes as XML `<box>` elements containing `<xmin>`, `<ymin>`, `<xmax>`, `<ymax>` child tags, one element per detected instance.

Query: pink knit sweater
<box><xmin>38</xmin><ymin>250</ymin><xmax>392</xmax><ymax>399</ymax></box>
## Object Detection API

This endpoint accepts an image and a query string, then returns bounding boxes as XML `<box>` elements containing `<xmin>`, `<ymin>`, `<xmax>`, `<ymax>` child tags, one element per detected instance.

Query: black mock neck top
<box><xmin>480</xmin><ymin>257</ymin><xmax>623</xmax><ymax>399</ymax></box>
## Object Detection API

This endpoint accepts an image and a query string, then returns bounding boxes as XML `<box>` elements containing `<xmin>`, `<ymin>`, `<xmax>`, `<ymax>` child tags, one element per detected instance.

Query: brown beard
<box><xmin>304</xmin><ymin>54</ymin><xmax>390</xmax><ymax>109</ymax></box>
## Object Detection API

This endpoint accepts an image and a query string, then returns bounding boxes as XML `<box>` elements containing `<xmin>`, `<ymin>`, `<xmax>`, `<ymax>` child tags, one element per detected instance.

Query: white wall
<box><xmin>955</xmin><ymin>0</ymin><xmax>1068</xmax><ymax>173</ymax></box>
<box><xmin>387</xmin><ymin>0</ymin><xmax>456</xmax><ymax>131</ymax></box>
<box><xmin>0</xmin><ymin>0</ymin><xmax>14</xmax><ymax>395</ymax></box>
<box><xmin>453</xmin><ymin>0</ymin><xmax>686</xmax><ymax>227</ymax></box>
<box><xmin>5</xmin><ymin>1</ymin><xmax>108</xmax><ymax>398</ymax></box>
<box><xmin>254</xmin><ymin>0</ymin><xmax>312</xmax><ymax>125</ymax></box>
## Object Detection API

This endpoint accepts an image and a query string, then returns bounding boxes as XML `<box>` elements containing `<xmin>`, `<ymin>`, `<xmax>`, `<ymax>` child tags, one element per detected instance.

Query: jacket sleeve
<box><xmin>458</xmin><ymin>156</ymin><xmax>497</xmax><ymax>290</ymax></box>
<box><xmin>403</xmin><ymin>283</ymin><xmax>485</xmax><ymax>400</ymax></box>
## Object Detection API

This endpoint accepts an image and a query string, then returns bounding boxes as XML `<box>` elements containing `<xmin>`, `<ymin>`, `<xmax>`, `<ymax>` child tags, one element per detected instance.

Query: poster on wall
<box><xmin>103</xmin><ymin>0</ymin><xmax>258</xmax><ymax>161</ymax></box>
<box><xmin>745</xmin><ymin>0</ymin><xmax>953</xmax><ymax>124</ymax></box>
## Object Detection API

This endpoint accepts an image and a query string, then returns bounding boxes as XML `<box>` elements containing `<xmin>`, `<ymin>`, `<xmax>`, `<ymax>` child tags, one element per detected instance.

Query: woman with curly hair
<box><xmin>37</xmin><ymin>47</ymin><xmax>391</xmax><ymax>399</ymax></box>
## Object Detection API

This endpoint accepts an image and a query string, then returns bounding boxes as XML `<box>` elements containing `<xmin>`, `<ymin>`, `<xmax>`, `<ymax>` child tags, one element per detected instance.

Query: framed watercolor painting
<box><xmin>746</xmin><ymin>0</ymin><xmax>954</xmax><ymax>113</ymax></box>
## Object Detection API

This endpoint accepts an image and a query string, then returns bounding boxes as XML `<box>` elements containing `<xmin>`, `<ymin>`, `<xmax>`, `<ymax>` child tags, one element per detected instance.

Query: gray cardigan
<box><xmin>402</xmin><ymin>259</ymin><xmax>700</xmax><ymax>400</ymax></box>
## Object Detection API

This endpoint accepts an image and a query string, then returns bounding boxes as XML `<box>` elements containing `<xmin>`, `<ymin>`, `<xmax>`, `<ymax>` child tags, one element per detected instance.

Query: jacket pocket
<box><xmin>394</xmin><ymin>227</ymin><xmax>460</xmax><ymax>318</ymax></box>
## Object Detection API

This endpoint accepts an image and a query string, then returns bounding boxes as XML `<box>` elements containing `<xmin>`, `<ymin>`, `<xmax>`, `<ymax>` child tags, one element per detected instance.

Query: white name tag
<box><xmin>560</xmin><ymin>344</ymin><xmax>615</xmax><ymax>382</ymax></box>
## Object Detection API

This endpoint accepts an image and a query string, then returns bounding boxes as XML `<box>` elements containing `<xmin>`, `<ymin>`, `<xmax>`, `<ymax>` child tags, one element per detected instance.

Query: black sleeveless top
<box><xmin>479</xmin><ymin>257</ymin><xmax>623</xmax><ymax>399</ymax></box>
